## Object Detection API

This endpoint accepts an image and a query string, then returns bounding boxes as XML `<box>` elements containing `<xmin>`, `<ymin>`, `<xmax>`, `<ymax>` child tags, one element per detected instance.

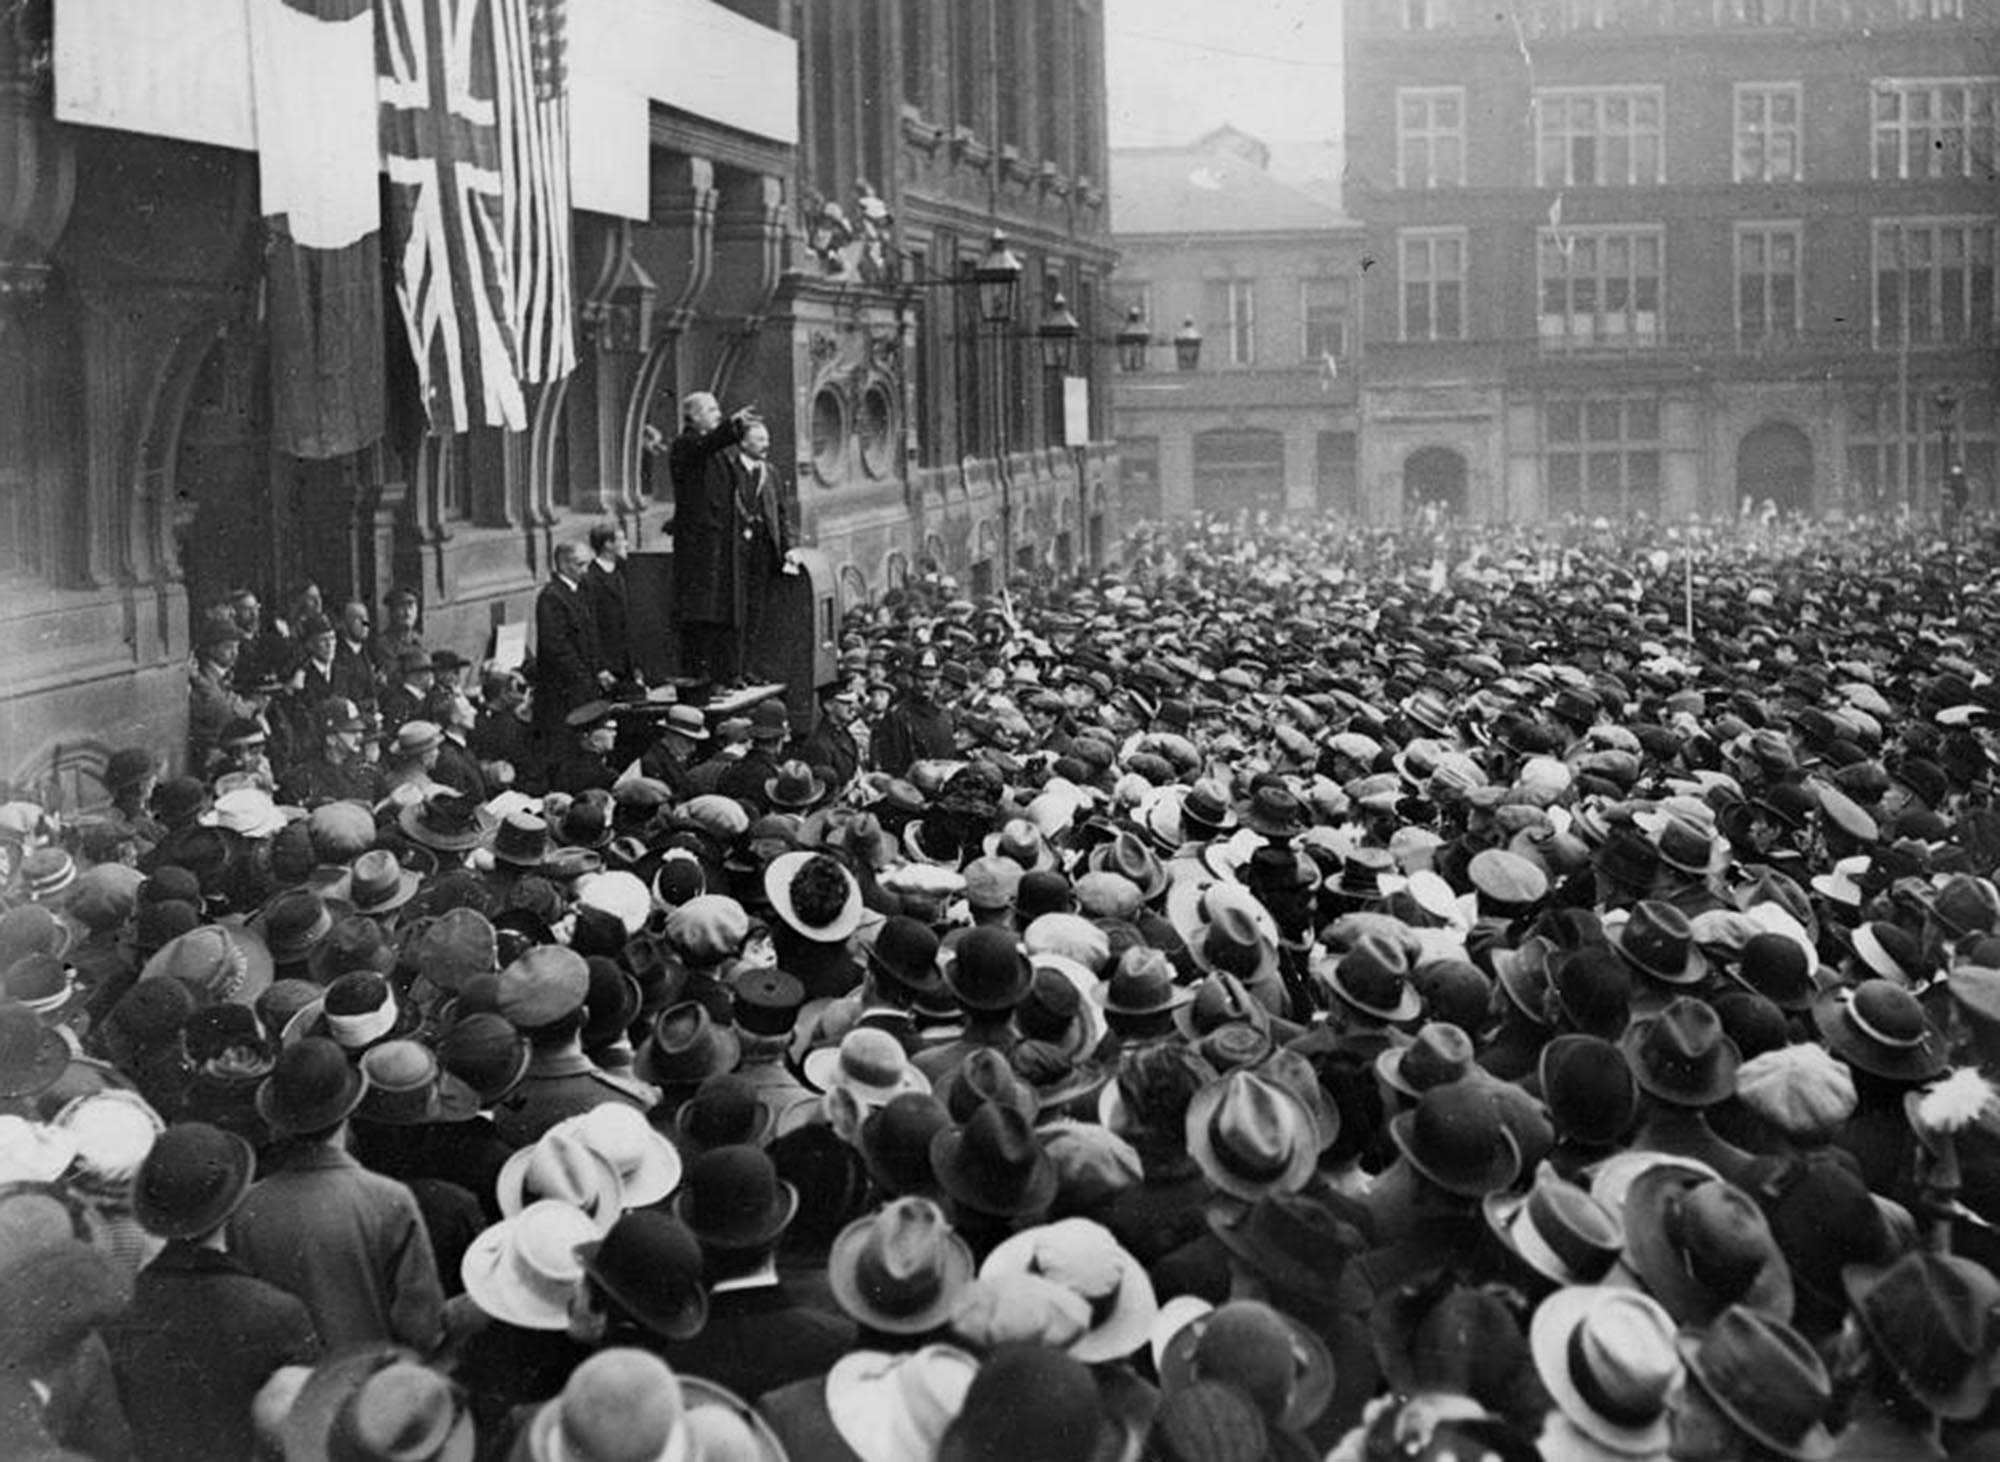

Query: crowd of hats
<box><xmin>11</xmin><ymin>513</ymin><xmax>2000</xmax><ymax>1459</ymax></box>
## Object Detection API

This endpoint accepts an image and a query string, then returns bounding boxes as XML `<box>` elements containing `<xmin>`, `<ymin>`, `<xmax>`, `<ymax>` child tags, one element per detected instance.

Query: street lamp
<box><xmin>1039</xmin><ymin>292</ymin><xmax>1080</xmax><ymax>373</ymax></box>
<box><xmin>972</xmin><ymin>231</ymin><xmax>1023</xmax><ymax>579</ymax></box>
<box><xmin>1173</xmin><ymin>316</ymin><xmax>1204</xmax><ymax>373</ymax></box>
<box><xmin>1115</xmin><ymin>306</ymin><xmax>1151</xmax><ymax>373</ymax></box>
<box><xmin>973</xmin><ymin>230</ymin><xmax>1023</xmax><ymax>327</ymax></box>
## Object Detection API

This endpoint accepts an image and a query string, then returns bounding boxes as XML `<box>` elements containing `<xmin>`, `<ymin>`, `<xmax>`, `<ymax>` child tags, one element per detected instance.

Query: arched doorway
<box><xmin>1403</xmin><ymin>446</ymin><xmax>1467</xmax><ymax>520</ymax></box>
<box><xmin>1737</xmin><ymin>421</ymin><xmax>1813</xmax><ymax>516</ymax></box>
<box><xmin>1193</xmin><ymin>428</ymin><xmax>1284</xmax><ymax>518</ymax></box>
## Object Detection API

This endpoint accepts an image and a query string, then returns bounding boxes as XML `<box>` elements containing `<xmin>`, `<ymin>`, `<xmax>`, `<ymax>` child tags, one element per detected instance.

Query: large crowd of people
<box><xmin>5</xmin><ymin>507</ymin><xmax>2000</xmax><ymax>1462</ymax></box>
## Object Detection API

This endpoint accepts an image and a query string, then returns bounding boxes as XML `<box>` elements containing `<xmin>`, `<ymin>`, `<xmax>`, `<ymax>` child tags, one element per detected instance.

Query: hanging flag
<box><xmin>1318</xmin><ymin>349</ymin><xmax>1339</xmax><ymax>392</ymax></box>
<box><xmin>249</xmin><ymin>0</ymin><xmax>385</xmax><ymax>458</ymax></box>
<box><xmin>1547</xmin><ymin>191</ymin><xmax>1575</xmax><ymax>258</ymax></box>
<box><xmin>378</xmin><ymin>0</ymin><xmax>526</xmax><ymax>434</ymax></box>
<box><xmin>496</xmin><ymin>0</ymin><xmax>575</xmax><ymax>385</ymax></box>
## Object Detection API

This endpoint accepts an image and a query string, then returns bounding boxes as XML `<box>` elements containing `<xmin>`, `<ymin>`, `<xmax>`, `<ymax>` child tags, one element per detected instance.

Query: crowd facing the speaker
<box><xmin>8</xmin><ymin>509</ymin><xmax>2000</xmax><ymax>1462</ymax></box>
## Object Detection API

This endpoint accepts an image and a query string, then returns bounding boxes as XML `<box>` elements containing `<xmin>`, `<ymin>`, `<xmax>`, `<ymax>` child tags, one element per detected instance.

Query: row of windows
<box><xmin>1395</xmin><ymin>78</ymin><xmax>1998</xmax><ymax>189</ymax></box>
<box><xmin>1394</xmin><ymin>216</ymin><xmax>1996</xmax><ymax>346</ymax></box>
<box><xmin>1110</xmin><ymin>279</ymin><xmax>1352</xmax><ymax>369</ymax></box>
<box><xmin>1367</xmin><ymin>0</ymin><xmax>1964</xmax><ymax>33</ymax></box>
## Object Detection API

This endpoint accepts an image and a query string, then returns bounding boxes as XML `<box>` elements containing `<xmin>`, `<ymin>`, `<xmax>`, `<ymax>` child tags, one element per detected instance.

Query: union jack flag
<box><xmin>378</xmin><ymin>0</ymin><xmax>575</xmax><ymax>435</ymax></box>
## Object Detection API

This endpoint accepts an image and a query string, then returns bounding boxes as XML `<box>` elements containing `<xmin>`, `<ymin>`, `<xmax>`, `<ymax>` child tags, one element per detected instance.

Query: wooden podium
<box><xmin>626</xmin><ymin>548</ymin><xmax>839</xmax><ymax>729</ymax></box>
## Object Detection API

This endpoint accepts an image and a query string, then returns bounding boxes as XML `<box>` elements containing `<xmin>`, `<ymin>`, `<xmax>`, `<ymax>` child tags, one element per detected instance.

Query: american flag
<box><xmin>378</xmin><ymin>0</ymin><xmax>575</xmax><ymax>435</ymax></box>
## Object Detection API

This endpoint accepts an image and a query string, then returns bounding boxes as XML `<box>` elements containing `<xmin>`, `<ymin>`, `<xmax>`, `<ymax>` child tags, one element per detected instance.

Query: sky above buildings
<box><xmin>1105</xmin><ymin>0</ymin><xmax>1345</xmax><ymax>149</ymax></box>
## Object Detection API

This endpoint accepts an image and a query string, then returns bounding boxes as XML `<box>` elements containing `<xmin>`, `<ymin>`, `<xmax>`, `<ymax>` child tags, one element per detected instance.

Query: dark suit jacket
<box><xmin>757</xmin><ymin>1376</ymin><xmax>866</xmax><ymax>1462</ymax></box>
<box><xmin>531</xmin><ymin>575</ymin><xmax>601</xmax><ymax>725</ymax></box>
<box><xmin>670</xmin><ymin>418</ymin><xmax>745</xmax><ymax>624</ymax></box>
<box><xmin>432</xmin><ymin>734</ymin><xmax>491</xmax><ymax>803</ymax></box>
<box><xmin>332</xmin><ymin>641</ymin><xmax>378</xmax><ymax>709</ymax></box>
<box><xmin>657</xmin><ymin>1280</ymin><xmax>855</xmax><ymax>1401</ymax></box>
<box><xmin>584</xmin><ymin>559</ymin><xmax>633</xmax><ymax>680</ymax></box>
<box><xmin>108</xmin><ymin>1242</ymin><xmax>321</xmax><ymax>1462</ymax></box>
<box><xmin>679</xmin><ymin>447</ymin><xmax>797</xmax><ymax>629</ymax></box>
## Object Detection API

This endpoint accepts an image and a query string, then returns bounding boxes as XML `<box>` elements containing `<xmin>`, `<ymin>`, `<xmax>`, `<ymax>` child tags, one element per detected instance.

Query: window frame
<box><xmin>1537</xmin><ymin>224</ymin><xmax>1666</xmax><ymax>350</ymax></box>
<box><xmin>1542</xmin><ymin>395</ymin><xmax>1665</xmax><ymax>519</ymax></box>
<box><xmin>1398</xmin><ymin>229</ymin><xmax>1469</xmax><ymax>343</ymax></box>
<box><xmin>1735</xmin><ymin>221</ymin><xmax>1804</xmax><ymax>341</ymax></box>
<box><xmin>1734</xmin><ymin>82</ymin><xmax>1804</xmax><ymax>183</ymax></box>
<box><xmin>1397</xmin><ymin>86</ymin><xmax>1468</xmax><ymax>190</ymax></box>
<box><xmin>1872</xmin><ymin>216</ymin><xmax>1999</xmax><ymax>348</ymax></box>
<box><xmin>1534</xmin><ymin>85</ymin><xmax>1667</xmax><ymax>187</ymax></box>
<box><xmin>1871</xmin><ymin>77</ymin><xmax>1999</xmax><ymax>181</ymax></box>
<box><xmin>1300</xmin><ymin>276</ymin><xmax>1352</xmax><ymax>363</ymax></box>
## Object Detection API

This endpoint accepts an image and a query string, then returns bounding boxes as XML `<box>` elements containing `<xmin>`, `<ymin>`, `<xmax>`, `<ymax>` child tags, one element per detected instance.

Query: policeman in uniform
<box><xmin>489</xmin><ymin>945</ymin><xmax>658</xmax><ymax>1147</ymax></box>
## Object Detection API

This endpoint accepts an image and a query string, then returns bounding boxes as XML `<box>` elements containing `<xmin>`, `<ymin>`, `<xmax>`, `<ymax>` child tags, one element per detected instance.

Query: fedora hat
<box><xmin>1388</xmin><ymin>1080</ymin><xmax>1522</xmax><ymax>1198</ymax></box>
<box><xmin>765</xmin><ymin>850</ymin><xmax>864</xmax><ymax>944</ymax></box>
<box><xmin>1240</xmin><ymin>786</ymin><xmax>1307</xmax><ymax>839</ymax></box>
<box><xmin>1089</xmin><ymin>949</ymin><xmax>1190</xmax><ymax>1019</ymax></box>
<box><xmin>1613</xmin><ymin>901</ymin><xmax>1707</xmax><ymax>985</ymax></box>
<box><xmin>1624</xmin><ymin>1168</ymin><xmax>1794</xmax><ymax>1325</ymax></box>
<box><xmin>1008</xmin><ymin>1041</ymin><xmax>1108</xmax><ymax>1114</ymax></box>
<box><xmin>411</xmin><ymin>909</ymin><xmax>499</xmax><ymax>995</ymax></box>
<box><xmin>463</xmin><ymin>1199</ymin><xmax>603</xmax><ymax>1331</ymax></box>
<box><xmin>929</xmin><ymin>1101</ymin><xmax>1056</xmax><ymax>1220</ymax></box>
<box><xmin>764</xmin><ymin>760</ymin><xmax>827</xmax><ymax>811</ymax></box>
<box><xmin>1173</xmin><ymin>971</ymin><xmax>1273</xmax><ymax>1044</ymax></box>
<box><xmin>662</xmin><ymin>704</ymin><xmax>709</xmax><ymax>741</ymax></box>
<box><xmin>1185</xmin><ymin>1069</ymin><xmax>1317</xmax><ymax>1202</ymax></box>
<box><xmin>308</xmin><ymin>913</ymin><xmax>396</xmax><ymax>986</ymax></box>
<box><xmin>1541</xmin><ymin>1035</ymin><xmax>1639</xmax><ymax>1148</ymax></box>
<box><xmin>496</xmin><ymin>1127</ymin><xmax>626</xmax><ymax>1231</ymax></box>
<box><xmin>1484</xmin><ymin>1166</ymin><xmax>1625</xmax><ymax>1287</ymax></box>
<box><xmin>825</xmin><ymin>1345</ymin><xmax>980</xmax><ymax>1462</ymax></box>
<box><xmin>858</xmin><ymin>1093</ymin><xmax>953</xmax><ymax>1199</ymax></box>
<box><xmin>675</xmin><ymin>1144</ymin><xmax>799</xmax><ymax>1251</ymax></box>
<box><xmin>982</xmin><ymin>1216</ymin><xmax>1157</xmax><ymax>1364</ymax></box>
<box><xmin>1843</xmin><ymin>1251</ymin><xmax>2000</xmax><ymax>1420</ymax></box>
<box><xmin>575</xmin><ymin>1209</ymin><xmax>708</xmax><ymax>1341</ymax></box>
<box><xmin>1622</xmin><ymin>998</ymin><xmax>1740</xmax><ymax>1108</ymax></box>
<box><xmin>983</xmin><ymin>818</ymin><xmax>1057</xmax><ymax>872</ymax></box>
<box><xmin>559</xmin><ymin>1103</ymin><xmax>683</xmax><ymax>1208</ymax></box>
<box><xmin>1812</xmin><ymin>979</ymin><xmax>1946</xmax><ymax>1082</ymax></box>
<box><xmin>636</xmin><ymin>1002</ymin><xmax>742</xmax><ymax>1087</ymax></box>
<box><xmin>1376</xmin><ymin>1021</ymin><xmax>1476</xmax><ymax>1099</ymax></box>
<box><xmin>828</xmin><ymin>1196</ymin><xmax>975</xmax><ymax>1335</ymax></box>
<box><xmin>249</xmin><ymin>889</ymin><xmax>339</xmax><ymax>966</ymax></box>
<box><xmin>1086</xmin><ymin>831</ymin><xmax>1169</xmax><ymax>902</ymax></box>
<box><xmin>673</xmin><ymin>1073</ymin><xmax>777</xmax><ymax>1155</ymax></box>
<box><xmin>1323</xmin><ymin>932</ymin><xmax>1420</xmax><ymax>1022</ymax></box>
<box><xmin>328</xmin><ymin>849</ymin><xmax>422</xmax><ymax>917</ymax></box>
<box><xmin>1530</xmin><ymin>1286</ymin><xmax>1681</xmax><ymax>1456</ymax></box>
<box><xmin>1157</xmin><ymin>1298</ymin><xmax>1335</xmax><ymax>1433</ymax></box>
<box><xmin>257</xmin><ymin>1036</ymin><xmax>369</xmax><ymax>1136</ymax></box>
<box><xmin>399</xmin><ymin>789</ymin><xmax>496</xmax><ymax>853</ymax></box>
<box><xmin>356</xmin><ymin>1040</ymin><xmax>478</xmax><ymax>1126</ymax></box>
<box><xmin>132</xmin><ymin>1120</ymin><xmax>255</xmax><ymax>1240</ymax></box>
<box><xmin>804</xmin><ymin>1028</ymin><xmax>933</xmax><ymax>1109</ymax></box>
<box><xmin>523</xmin><ymin>1349</ymin><xmax>689</xmax><ymax>1462</ymax></box>
<box><xmin>1205</xmin><ymin>1192</ymin><xmax>1365</xmax><ymax>1308</ymax></box>
<box><xmin>1678</xmin><ymin>1306</ymin><xmax>1834</xmax><ymax>1462</ymax></box>
<box><xmin>1180</xmin><ymin>778</ymin><xmax>1238</xmax><ymax>836</ymax></box>
<box><xmin>1187</xmin><ymin>903</ymin><xmax>1280</xmax><ymax>993</ymax></box>
<box><xmin>931</xmin><ymin>1048</ymin><xmax>1037</xmax><ymax>1125</ymax></box>
<box><xmin>492</xmin><ymin>812</ymin><xmax>552</xmax><ymax>868</ymax></box>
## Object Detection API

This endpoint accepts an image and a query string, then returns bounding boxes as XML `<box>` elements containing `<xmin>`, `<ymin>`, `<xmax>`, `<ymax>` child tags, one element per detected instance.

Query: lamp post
<box><xmin>1937</xmin><ymin>385</ymin><xmax>1965</xmax><ymax>529</ymax></box>
<box><xmin>1040</xmin><ymin>292</ymin><xmax>1083</xmax><ymax>575</ymax></box>
<box><xmin>1173</xmin><ymin>316</ymin><xmax>1204</xmax><ymax>373</ymax></box>
<box><xmin>973</xmin><ymin>230</ymin><xmax>1023</xmax><ymax>581</ymax></box>
<box><xmin>1115</xmin><ymin>306</ymin><xmax>1151</xmax><ymax>374</ymax></box>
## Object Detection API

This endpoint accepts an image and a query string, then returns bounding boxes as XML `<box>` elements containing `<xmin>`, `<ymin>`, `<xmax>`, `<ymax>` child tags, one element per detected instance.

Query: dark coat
<box><xmin>531</xmin><ymin>575</ymin><xmax>601</xmax><ymax>726</ymax></box>
<box><xmin>432</xmin><ymin>734</ymin><xmax>491</xmax><ymax>803</ymax></box>
<box><xmin>656</xmin><ymin>1281</ymin><xmax>856</xmax><ymax>1402</ymax></box>
<box><xmin>332</xmin><ymin>641</ymin><xmax>378</xmax><ymax>709</ymax></box>
<box><xmin>757</xmin><ymin>1376</ymin><xmax>866</xmax><ymax>1462</ymax></box>
<box><xmin>670</xmin><ymin>419</ymin><xmax>746</xmax><ymax>624</ymax></box>
<box><xmin>107</xmin><ymin>1242</ymin><xmax>321</xmax><ymax>1462</ymax></box>
<box><xmin>872</xmin><ymin>696</ymin><xmax>957</xmax><ymax>777</ymax></box>
<box><xmin>583</xmin><ymin>559</ymin><xmax>633</xmax><ymax>680</ymax></box>
<box><xmin>676</xmin><ymin>446</ymin><xmax>797</xmax><ymax>629</ymax></box>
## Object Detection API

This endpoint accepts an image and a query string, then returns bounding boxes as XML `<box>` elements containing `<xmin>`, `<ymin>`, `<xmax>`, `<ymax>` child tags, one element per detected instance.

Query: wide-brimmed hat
<box><xmin>1843</xmin><ymin>1251</ymin><xmax>2000</xmax><ymax>1420</ymax></box>
<box><xmin>1484</xmin><ymin>1166</ymin><xmax>1625</xmax><ymax>1287</ymax></box>
<box><xmin>983</xmin><ymin>818</ymin><xmax>1058</xmax><ymax>872</ymax></box>
<box><xmin>492</xmin><ymin>812</ymin><xmax>552</xmax><ymax>868</ymax></box>
<box><xmin>523</xmin><ymin>1349</ymin><xmax>690</xmax><ymax>1462</ymax></box>
<box><xmin>1086</xmin><ymin>832</ymin><xmax>1169</xmax><ymax>903</ymax></box>
<box><xmin>131</xmin><ymin>1120</ymin><xmax>256</xmax><ymax>1240</ymax></box>
<box><xmin>1811</xmin><ymin>979</ymin><xmax>1947</xmax><ymax>1082</ymax></box>
<box><xmin>1240</xmin><ymin>786</ymin><xmax>1307</xmax><ymax>839</ymax></box>
<box><xmin>1388</xmin><ymin>1081</ymin><xmax>1522</xmax><ymax>1198</ymax></box>
<box><xmin>805</xmin><ymin>1028</ymin><xmax>933</xmax><ymax>1109</ymax></box>
<box><xmin>1613</xmin><ymin>900</ymin><xmax>1707</xmax><ymax>985</ymax></box>
<box><xmin>327</xmin><ymin>849</ymin><xmax>422</xmax><ymax>917</ymax></box>
<box><xmin>1322</xmin><ymin>932</ymin><xmax>1421</xmax><ymax>1022</ymax></box>
<box><xmin>0</xmin><ymin>1001</ymin><xmax>66</xmax><ymax>1100</ymax></box>
<box><xmin>1376</xmin><ymin>1021</ymin><xmax>1477</xmax><ymax>1099</ymax></box>
<box><xmin>1185</xmin><ymin>1068</ymin><xmax>1317</xmax><ymax>1202</ymax></box>
<box><xmin>1157</xmin><ymin>1298</ymin><xmax>1335</xmax><ymax>1433</ymax></box>
<box><xmin>558</xmin><ymin>1103</ymin><xmax>683</xmax><ymax>1208</ymax></box>
<box><xmin>286</xmin><ymin>971</ymin><xmax>417</xmax><ymax>1053</ymax></box>
<box><xmin>1205</xmin><ymin>1192</ymin><xmax>1364</xmax><ymax>1308</ymax></box>
<box><xmin>257</xmin><ymin>1036</ymin><xmax>369</xmax><ymax>1135</ymax></box>
<box><xmin>278</xmin><ymin>1346</ymin><xmax>472</xmax><ymax>1462</ymax></box>
<box><xmin>437</xmin><ymin>1013</ymin><xmax>531</xmax><ymax>1106</ymax></box>
<box><xmin>399</xmin><ymin>790</ymin><xmax>497</xmax><ymax>853</ymax></box>
<box><xmin>1623</xmin><ymin>1168</ymin><xmax>1794</xmax><ymax>1325</ymax></box>
<box><xmin>635</xmin><ymin>1002</ymin><xmax>742</xmax><ymax>1087</ymax></box>
<box><xmin>1541</xmin><ymin>1035</ymin><xmax>1639</xmax><ymax>1148</ymax></box>
<box><xmin>858</xmin><ymin>1093</ymin><xmax>954</xmax><ymax>1199</ymax></box>
<box><xmin>574</xmin><ymin>1209</ymin><xmax>708</xmax><ymax>1342</ymax></box>
<box><xmin>828</xmin><ymin>1196</ymin><xmax>976</xmax><ymax>1335</ymax></box>
<box><xmin>825</xmin><ymin>1345</ymin><xmax>980</xmax><ymax>1462</ymax></box>
<box><xmin>764</xmin><ymin>850</ymin><xmax>864</xmax><ymax>943</ymax></box>
<box><xmin>867</xmin><ymin>916</ymin><xmax>946</xmax><ymax>1000</ymax></box>
<box><xmin>929</xmin><ymin>1101</ymin><xmax>1057</xmax><ymax>1220</ymax></box>
<box><xmin>675</xmin><ymin>1144</ymin><xmax>799</xmax><ymax>1251</ymax></box>
<box><xmin>1172</xmin><ymin>971</ymin><xmax>1272</xmax><ymax>1045</ymax></box>
<box><xmin>764</xmin><ymin>760</ymin><xmax>827</xmax><ymax>811</ymax></box>
<box><xmin>945</xmin><ymin>927</ymin><xmax>1035</xmax><ymax>1012</ymax></box>
<box><xmin>462</xmin><ymin>1200</ymin><xmax>602</xmax><ymax>1330</ymax></box>
<box><xmin>495</xmin><ymin>1127</ymin><xmax>626</xmax><ymax>1231</ymax></box>
<box><xmin>1530</xmin><ymin>1286</ymin><xmax>1681</xmax><ymax>1456</ymax></box>
<box><xmin>249</xmin><ymin>888</ymin><xmax>341</xmax><ymax>966</ymax></box>
<box><xmin>1</xmin><ymin>952</ymin><xmax>81</xmax><ymax>1023</ymax></box>
<box><xmin>1089</xmin><ymin>950</ymin><xmax>1190</xmax><ymax>1020</ymax></box>
<box><xmin>931</xmin><ymin>1048</ymin><xmax>1037</xmax><ymax>1126</ymax></box>
<box><xmin>141</xmin><ymin>924</ymin><xmax>275</xmax><ymax>1007</ymax></box>
<box><xmin>982</xmin><ymin>1216</ymin><xmax>1157</xmax><ymax>1364</ymax></box>
<box><xmin>1621</xmin><ymin>998</ymin><xmax>1740</xmax><ymax>1107</ymax></box>
<box><xmin>1678</xmin><ymin>1306</ymin><xmax>1834</xmax><ymax>1462</ymax></box>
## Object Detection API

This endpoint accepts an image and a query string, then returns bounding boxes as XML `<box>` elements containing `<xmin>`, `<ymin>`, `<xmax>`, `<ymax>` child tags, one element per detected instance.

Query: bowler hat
<box><xmin>132</xmin><ymin>1121</ymin><xmax>256</xmax><ymax>1240</ymax></box>
<box><xmin>257</xmin><ymin>1036</ymin><xmax>369</xmax><ymax>1135</ymax></box>
<box><xmin>929</xmin><ymin>1101</ymin><xmax>1057</xmax><ymax>1219</ymax></box>
<box><xmin>575</xmin><ymin>1210</ymin><xmax>708</xmax><ymax>1341</ymax></box>
<box><xmin>867</xmin><ymin>916</ymin><xmax>945</xmax><ymax>999</ymax></box>
<box><xmin>1811</xmin><ymin>979</ymin><xmax>1946</xmax><ymax>1082</ymax></box>
<box><xmin>437</xmin><ymin>1014</ymin><xmax>531</xmax><ymax>1105</ymax></box>
<box><xmin>1540</xmin><ymin>1035</ymin><xmax>1639</xmax><ymax>1148</ymax></box>
<box><xmin>858</xmin><ymin>1093</ymin><xmax>953</xmax><ymax>1198</ymax></box>
<box><xmin>675</xmin><ymin>1144</ymin><xmax>799</xmax><ymax>1250</ymax></box>
<box><xmin>946</xmin><ymin>927</ymin><xmax>1033</xmax><ymax>1011</ymax></box>
<box><xmin>1388</xmin><ymin>1081</ymin><xmax>1522</xmax><ymax>1198</ymax></box>
<box><xmin>1324</xmin><ymin>933</ymin><xmax>1420</xmax><ymax>1022</ymax></box>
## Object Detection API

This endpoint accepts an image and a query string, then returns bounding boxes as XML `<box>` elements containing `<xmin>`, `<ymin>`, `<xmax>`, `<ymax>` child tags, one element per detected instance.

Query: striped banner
<box><xmin>496</xmin><ymin>0</ymin><xmax>575</xmax><ymax>387</ymax></box>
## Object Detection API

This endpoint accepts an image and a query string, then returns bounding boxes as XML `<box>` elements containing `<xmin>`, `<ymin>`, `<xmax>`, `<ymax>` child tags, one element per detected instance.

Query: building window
<box><xmin>1873</xmin><ymin>218</ymin><xmax>1998</xmax><ymax>346</ymax></box>
<box><xmin>1398</xmin><ymin>88</ymin><xmax>1466</xmax><ymax>189</ymax></box>
<box><xmin>1844</xmin><ymin>384</ymin><xmax>1993</xmax><ymax>508</ymax></box>
<box><xmin>1399</xmin><ymin>231</ymin><xmax>1466</xmax><ymax>342</ymax></box>
<box><xmin>1204</xmin><ymin>279</ymin><xmax>1256</xmax><ymax>366</ymax></box>
<box><xmin>1539</xmin><ymin>226</ymin><xmax>1663</xmax><ymax>349</ymax></box>
<box><xmin>1873</xmin><ymin>79</ymin><xmax>1998</xmax><ymax>181</ymax></box>
<box><xmin>1535</xmin><ymin>88</ymin><xmax>1665</xmax><ymax>186</ymax></box>
<box><xmin>1545</xmin><ymin>397</ymin><xmax>1663</xmax><ymax>518</ymax></box>
<box><xmin>1110</xmin><ymin>279</ymin><xmax>1151</xmax><ymax>329</ymax></box>
<box><xmin>1302</xmin><ymin>277</ymin><xmax>1351</xmax><ymax>363</ymax></box>
<box><xmin>1737</xmin><ymin>223</ymin><xmax>1802</xmax><ymax>341</ymax></box>
<box><xmin>1735</xmin><ymin>84</ymin><xmax>1802</xmax><ymax>182</ymax></box>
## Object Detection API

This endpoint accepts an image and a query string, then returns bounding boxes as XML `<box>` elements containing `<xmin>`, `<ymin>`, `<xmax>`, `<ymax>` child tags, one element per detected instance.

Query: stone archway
<box><xmin>1403</xmin><ymin>445</ymin><xmax>1467</xmax><ymax>520</ymax></box>
<box><xmin>1737</xmin><ymin>420</ymin><xmax>1813</xmax><ymax>517</ymax></box>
